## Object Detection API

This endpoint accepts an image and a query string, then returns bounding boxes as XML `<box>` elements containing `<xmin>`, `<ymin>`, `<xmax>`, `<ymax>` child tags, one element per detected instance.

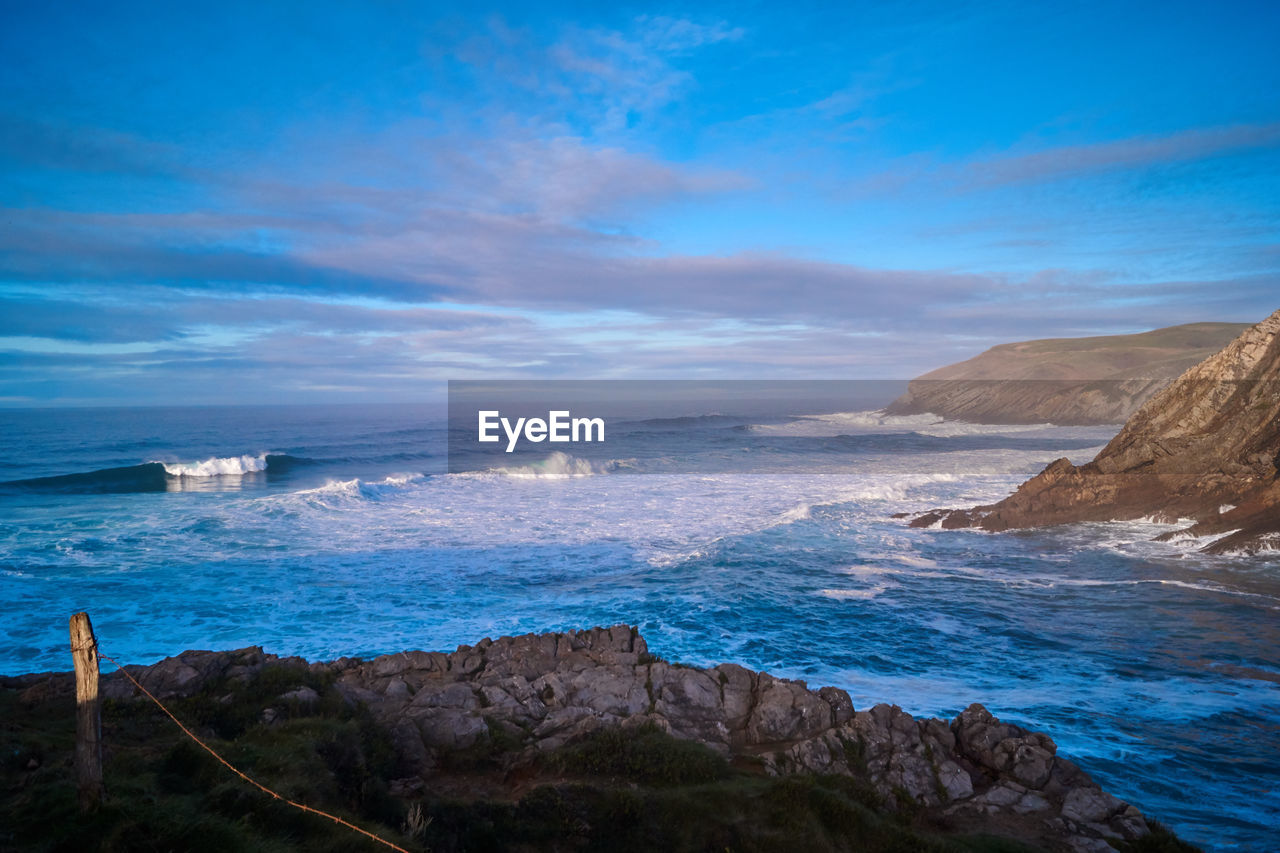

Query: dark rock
<box><xmin>279</xmin><ymin>686</ymin><xmax>320</xmax><ymax>705</ymax></box>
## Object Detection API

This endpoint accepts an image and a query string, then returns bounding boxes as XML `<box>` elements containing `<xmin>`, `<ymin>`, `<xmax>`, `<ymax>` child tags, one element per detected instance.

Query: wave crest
<box><xmin>481</xmin><ymin>452</ymin><xmax>627</xmax><ymax>480</ymax></box>
<box><xmin>160</xmin><ymin>453</ymin><xmax>270</xmax><ymax>477</ymax></box>
<box><xmin>291</xmin><ymin>473</ymin><xmax>424</xmax><ymax>502</ymax></box>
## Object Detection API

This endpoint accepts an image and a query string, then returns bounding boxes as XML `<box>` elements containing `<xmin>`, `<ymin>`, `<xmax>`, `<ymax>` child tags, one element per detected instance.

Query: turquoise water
<box><xmin>1</xmin><ymin>403</ymin><xmax>1277</xmax><ymax>849</ymax></box>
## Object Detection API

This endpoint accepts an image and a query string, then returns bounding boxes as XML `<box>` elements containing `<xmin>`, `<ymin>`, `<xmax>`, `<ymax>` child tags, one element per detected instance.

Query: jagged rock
<box><xmin>746</xmin><ymin>674</ymin><xmax>832</xmax><ymax>744</ymax></box>
<box><xmin>818</xmin><ymin>685</ymin><xmax>855</xmax><ymax>725</ymax></box>
<box><xmin>96</xmin><ymin>646</ymin><xmax>279</xmax><ymax>700</ymax></box>
<box><xmin>936</xmin><ymin>760</ymin><xmax>975</xmax><ymax>801</ymax></box>
<box><xmin>1014</xmin><ymin>792</ymin><xmax>1050</xmax><ymax>813</ymax></box>
<box><xmin>911</xmin><ymin>308</ymin><xmax>1280</xmax><ymax>553</ymax></box>
<box><xmin>67</xmin><ymin>626</ymin><xmax>1153</xmax><ymax>852</ymax></box>
<box><xmin>1062</xmin><ymin>786</ymin><xmax>1125</xmax><ymax>824</ymax></box>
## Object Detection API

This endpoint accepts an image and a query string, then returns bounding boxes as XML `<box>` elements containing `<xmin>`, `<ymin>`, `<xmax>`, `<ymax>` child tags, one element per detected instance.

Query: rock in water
<box><xmin>886</xmin><ymin>321</ymin><xmax>1248</xmax><ymax>425</ymax></box>
<box><xmin>911</xmin><ymin>308</ymin><xmax>1280</xmax><ymax>553</ymax></box>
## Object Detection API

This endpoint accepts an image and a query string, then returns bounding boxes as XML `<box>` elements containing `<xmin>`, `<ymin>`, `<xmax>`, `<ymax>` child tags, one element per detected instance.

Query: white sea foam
<box><xmin>836</xmin><ymin>561</ymin><xmax>957</xmax><ymax>581</ymax></box>
<box><xmin>160</xmin><ymin>453</ymin><xmax>269</xmax><ymax>477</ymax></box>
<box><xmin>283</xmin><ymin>473</ymin><xmax>424</xmax><ymax>505</ymax></box>
<box><xmin>1170</xmin><ymin>528</ymin><xmax>1242</xmax><ymax>549</ymax></box>
<box><xmin>979</xmin><ymin>573</ymin><xmax>1280</xmax><ymax>603</ymax></box>
<box><xmin>819</xmin><ymin>586</ymin><xmax>892</xmax><ymax>600</ymax></box>
<box><xmin>1217</xmin><ymin>541</ymin><xmax>1280</xmax><ymax>557</ymax></box>
<box><xmin>1064</xmin><ymin>516</ymin><xmax>1265</xmax><ymax>562</ymax></box>
<box><xmin>778</xmin><ymin>504</ymin><xmax>811</xmax><ymax>524</ymax></box>
<box><xmin>476</xmin><ymin>451</ymin><xmax>628</xmax><ymax>480</ymax></box>
<box><xmin>748</xmin><ymin>410</ymin><xmax>1063</xmax><ymax>438</ymax></box>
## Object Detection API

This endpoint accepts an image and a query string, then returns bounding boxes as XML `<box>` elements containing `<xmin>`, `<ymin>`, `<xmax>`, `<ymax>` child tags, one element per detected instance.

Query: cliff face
<box><xmin>911</xmin><ymin>309</ymin><xmax>1280</xmax><ymax>554</ymax></box>
<box><xmin>9</xmin><ymin>627</ymin><xmax>1155</xmax><ymax>852</ymax></box>
<box><xmin>886</xmin><ymin>322</ymin><xmax>1248</xmax><ymax>425</ymax></box>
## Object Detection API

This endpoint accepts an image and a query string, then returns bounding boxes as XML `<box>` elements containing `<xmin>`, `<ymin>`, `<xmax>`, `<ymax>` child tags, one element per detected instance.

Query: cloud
<box><xmin>441</xmin><ymin>14</ymin><xmax>743</xmax><ymax>135</ymax></box>
<box><xmin>436</xmin><ymin>135</ymin><xmax>750</xmax><ymax>221</ymax></box>
<box><xmin>4</xmin><ymin>260</ymin><xmax>1275</xmax><ymax>405</ymax></box>
<box><xmin>6</xmin><ymin>149</ymin><xmax>1271</xmax><ymax>360</ymax></box>
<box><xmin>290</xmin><ymin>205</ymin><xmax>1005</xmax><ymax>325</ymax></box>
<box><xmin>0</xmin><ymin>119</ymin><xmax>754</xmax><ymax>304</ymax></box>
<box><xmin>0</xmin><ymin>115</ymin><xmax>185</xmax><ymax>177</ymax></box>
<box><xmin>0</xmin><ymin>223</ymin><xmax>449</xmax><ymax>302</ymax></box>
<box><xmin>0</xmin><ymin>289</ymin><xmax>525</xmax><ymax>345</ymax></box>
<box><xmin>633</xmin><ymin>16</ymin><xmax>745</xmax><ymax>52</ymax></box>
<box><xmin>965</xmin><ymin>122</ymin><xmax>1280</xmax><ymax>188</ymax></box>
<box><xmin>0</xmin><ymin>295</ymin><xmax>182</xmax><ymax>343</ymax></box>
<box><xmin>832</xmin><ymin>121</ymin><xmax>1280</xmax><ymax>201</ymax></box>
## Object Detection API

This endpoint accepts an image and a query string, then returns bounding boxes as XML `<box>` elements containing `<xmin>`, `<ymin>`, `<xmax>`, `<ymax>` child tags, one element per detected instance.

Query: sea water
<box><xmin>0</xmin><ymin>403</ymin><xmax>1276</xmax><ymax>849</ymax></box>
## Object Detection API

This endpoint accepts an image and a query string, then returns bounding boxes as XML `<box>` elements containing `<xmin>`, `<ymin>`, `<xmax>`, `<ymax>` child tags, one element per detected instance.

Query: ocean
<box><xmin>1</xmin><ymin>401</ymin><xmax>1277</xmax><ymax>850</ymax></box>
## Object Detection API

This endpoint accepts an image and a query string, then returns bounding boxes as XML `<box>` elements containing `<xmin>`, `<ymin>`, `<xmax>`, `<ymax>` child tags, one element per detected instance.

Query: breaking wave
<box><xmin>162</xmin><ymin>453</ymin><xmax>269</xmax><ymax>477</ymax></box>
<box><xmin>0</xmin><ymin>453</ymin><xmax>309</xmax><ymax>494</ymax></box>
<box><xmin>288</xmin><ymin>473</ymin><xmax>425</xmax><ymax>503</ymax></box>
<box><xmin>476</xmin><ymin>452</ymin><xmax>630</xmax><ymax>480</ymax></box>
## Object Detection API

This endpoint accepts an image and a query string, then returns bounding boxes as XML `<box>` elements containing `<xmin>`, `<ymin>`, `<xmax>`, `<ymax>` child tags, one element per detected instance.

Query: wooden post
<box><xmin>69</xmin><ymin>611</ymin><xmax>104</xmax><ymax>811</ymax></box>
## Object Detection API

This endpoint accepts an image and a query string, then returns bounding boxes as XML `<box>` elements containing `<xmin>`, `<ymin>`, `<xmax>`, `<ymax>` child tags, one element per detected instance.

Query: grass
<box><xmin>548</xmin><ymin>722</ymin><xmax>729</xmax><ymax>786</ymax></box>
<box><xmin>413</xmin><ymin>768</ymin><xmax>1041</xmax><ymax>853</ymax></box>
<box><xmin>2</xmin><ymin>670</ymin><xmax>412</xmax><ymax>852</ymax></box>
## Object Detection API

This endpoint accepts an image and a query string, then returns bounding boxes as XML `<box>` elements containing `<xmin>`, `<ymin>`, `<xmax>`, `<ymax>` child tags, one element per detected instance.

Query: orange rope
<box><xmin>97</xmin><ymin>647</ymin><xmax>411</xmax><ymax>853</ymax></box>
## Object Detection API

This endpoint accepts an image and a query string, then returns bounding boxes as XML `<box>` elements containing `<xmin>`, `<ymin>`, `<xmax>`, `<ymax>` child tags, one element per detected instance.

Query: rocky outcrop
<box><xmin>886</xmin><ymin>322</ymin><xmax>1247</xmax><ymax>425</ymax></box>
<box><xmin>910</xmin><ymin>308</ymin><xmax>1280</xmax><ymax>553</ymax></box>
<box><xmin>14</xmin><ymin>626</ymin><xmax>1161</xmax><ymax>852</ymax></box>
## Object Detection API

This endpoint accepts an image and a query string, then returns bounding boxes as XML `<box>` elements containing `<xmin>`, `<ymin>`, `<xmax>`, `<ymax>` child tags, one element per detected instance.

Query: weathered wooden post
<box><xmin>69</xmin><ymin>611</ymin><xmax>104</xmax><ymax>811</ymax></box>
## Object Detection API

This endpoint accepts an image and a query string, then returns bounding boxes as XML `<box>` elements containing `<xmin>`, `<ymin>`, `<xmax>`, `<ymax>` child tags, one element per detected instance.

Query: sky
<box><xmin>2</xmin><ymin>0</ymin><xmax>1278</xmax><ymax>406</ymax></box>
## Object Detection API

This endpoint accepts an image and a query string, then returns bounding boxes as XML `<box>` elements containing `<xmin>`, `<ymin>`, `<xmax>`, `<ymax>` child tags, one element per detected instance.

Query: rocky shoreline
<box><xmin>909</xmin><ymin>308</ymin><xmax>1280</xmax><ymax>553</ymax></box>
<box><xmin>4</xmin><ymin>626</ymin><xmax>1177</xmax><ymax>852</ymax></box>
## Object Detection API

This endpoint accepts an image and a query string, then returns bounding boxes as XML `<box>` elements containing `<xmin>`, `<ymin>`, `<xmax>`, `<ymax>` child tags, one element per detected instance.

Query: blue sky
<box><xmin>2</xmin><ymin>0</ymin><xmax>1278</xmax><ymax>405</ymax></box>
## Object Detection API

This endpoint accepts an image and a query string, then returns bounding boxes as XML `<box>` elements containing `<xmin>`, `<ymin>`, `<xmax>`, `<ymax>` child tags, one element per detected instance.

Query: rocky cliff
<box><xmin>886</xmin><ymin>322</ymin><xmax>1247</xmax><ymax>425</ymax></box>
<box><xmin>910</xmin><ymin>308</ymin><xmax>1280</xmax><ymax>554</ymax></box>
<box><xmin>7</xmin><ymin>627</ymin><xmax>1165</xmax><ymax>853</ymax></box>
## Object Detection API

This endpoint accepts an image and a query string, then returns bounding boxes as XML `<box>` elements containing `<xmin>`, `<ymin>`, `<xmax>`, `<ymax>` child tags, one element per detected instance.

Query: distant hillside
<box><xmin>886</xmin><ymin>322</ymin><xmax>1249</xmax><ymax>424</ymax></box>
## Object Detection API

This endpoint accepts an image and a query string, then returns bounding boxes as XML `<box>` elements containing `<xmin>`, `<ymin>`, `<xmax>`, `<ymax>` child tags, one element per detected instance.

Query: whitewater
<box><xmin>0</xmin><ymin>402</ymin><xmax>1277</xmax><ymax>850</ymax></box>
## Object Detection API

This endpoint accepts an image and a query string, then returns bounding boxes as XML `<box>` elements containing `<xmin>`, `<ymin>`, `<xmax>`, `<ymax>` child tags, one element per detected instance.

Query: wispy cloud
<box><xmin>962</xmin><ymin>121</ymin><xmax>1280</xmax><ymax>188</ymax></box>
<box><xmin>0</xmin><ymin>115</ymin><xmax>185</xmax><ymax>177</ymax></box>
<box><xmin>437</xmin><ymin>14</ymin><xmax>743</xmax><ymax>136</ymax></box>
<box><xmin>439</xmin><ymin>135</ymin><xmax>751</xmax><ymax>221</ymax></box>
